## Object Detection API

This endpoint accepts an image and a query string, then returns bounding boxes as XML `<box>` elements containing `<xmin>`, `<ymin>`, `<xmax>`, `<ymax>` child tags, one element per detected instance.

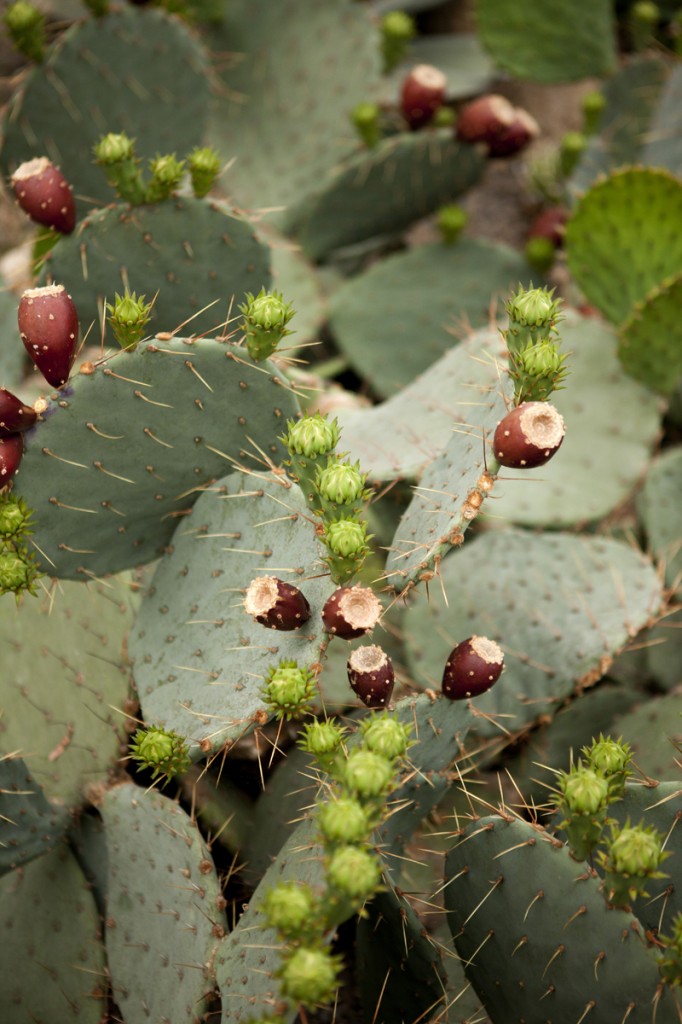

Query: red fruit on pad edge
<box><xmin>244</xmin><ymin>576</ymin><xmax>311</xmax><ymax>631</ymax></box>
<box><xmin>0</xmin><ymin>388</ymin><xmax>37</xmax><ymax>435</ymax></box>
<box><xmin>322</xmin><ymin>584</ymin><xmax>382</xmax><ymax>640</ymax></box>
<box><xmin>493</xmin><ymin>402</ymin><xmax>565</xmax><ymax>469</ymax></box>
<box><xmin>347</xmin><ymin>645</ymin><xmax>395</xmax><ymax>708</ymax></box>
<box><xmin>0</xmin><ymin>434</ymin><xmax>24</xmax><ymax>486</ymax></box>
<box><xmin>11</xmin><ymin>157</ymin><xmax>76</xmax><ymax>235</ymax></box>
<box><xmin>442</xmin><ymin>636</ymin><xmax>504</xmax><ymax>700</ymax></box>
<box><xmin>400</xmin><ymin>64</ymin><xmax>447</xmax><ymax>130</ymax></box>
<box><xmin>18</xmin><ymin>284</ymin><xmax>80</xmax><ymax>389</ymax></box>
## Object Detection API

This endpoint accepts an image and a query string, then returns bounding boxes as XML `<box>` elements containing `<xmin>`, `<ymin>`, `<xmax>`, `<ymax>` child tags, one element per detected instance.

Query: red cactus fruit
<box><xmin>244</xmin><ymin>576</ymin><xmax>311</xmax><ymax>631</ymax></box>
<box><xmin>0</xmin><ymin>388</ymin><xmax>37</xmax><ymax>435</ymax></box>
<box><xmin>0</xmin><ymin>434</ymin><xmax>24</xmax><ymax>486</ymax></box>
<box><xmin>400</xmin><ymin>64</ymin><xmax>447</xmax><ymax>129</ymax></box>
<box><xmin>11</xmin><ymin>157</ymin><xmax>76</xmax><ymax>234</ymax></box>
<box><xmin>442</xmin><ymin>635</ymin><xmax>504</xmax><ymax>700</ymax></box>
<box><xmin>347</xmin><ymin>645</ymin><xmax>395</xmax><ymax>708</ymax></box>
<box><xmin>527</xmin><ymin>207</ymin><xmax>567</xmax><ymax>248</ymax></box>
<box><xmin>18</xmin><ymin>285</ymin><xmax>80</xmax><ymax>389</ymax></box>
<box><xmin>493</xmin><ymin>402</ymin><xmax>565</xmax><ymax>469</ymax></box>
<box><xmin>322</xmin><ymin>584</ymin><xmax>382</xmax><ymax>640</ymax></box>
<box><xmin>456</xmin><ymin>94</ymin><xmax>515</xmax><ymax>145</ymax></box>
<box><xmin>487</xmin><ymin>108</ymin><xmax>539</xmax><ymax>158</ymax></box>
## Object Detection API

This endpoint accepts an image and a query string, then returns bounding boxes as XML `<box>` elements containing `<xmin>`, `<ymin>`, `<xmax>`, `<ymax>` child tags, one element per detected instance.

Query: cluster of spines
<box><xmin>93</xmin><ymin>132</ymin><xmax>221</xmax><ymax>205</ymax></box>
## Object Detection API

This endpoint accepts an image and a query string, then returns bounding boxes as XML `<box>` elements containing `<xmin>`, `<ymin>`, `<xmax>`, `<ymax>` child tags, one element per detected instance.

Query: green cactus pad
<box><xmin>0</xmin><ymin>284</ymin><xmax>26</xmax><ymax>388</ymax></box>
<box><xmin>611</xmin><ymin>696</ymin><xmax>682</xmax><ymax>785</ymax></box>
<box><xmin>444</xmin><ymin>815</ymin><xmax>678</xmax><ymax>1023</ymax></box>
<box><xmin>0</xmin><ymin>575</ymin><xmax>135</xmax><ymax>807</ymax></box>
<box><xmin>291</xmin><ymin>130</ymin><xmax>485</xmax><ymax>261</ymax></box>
<box><xmin>489</xmin><ymin>313</ymin><xmax>662</xmax><ymax>527</ymax></box>
<box><xmin>327</xmin><ymin>239</ymin><xmax>529</xmax><ymax>397</ymax></box>
<box><xmin>206</xmin><ymin>0</ymin><xmax>382</xmax><ymax>219</ymax></box>
<box><xmin>638</xmin><ymin>446</ymin><xmax>682</xmax><ymax>588</ymax></box>
<box><xmin>642</xmin><ymin>64</ymin><xmax>682</xmax><ymax>177</ymax></box>
<box><xmin>565</xmin><ymin>168</ymin><xmax>682</xmax><ymax>326</ymax></box>
<box><xmin>0</xmin><ymin>754</ymin><xmax>68</xmax><ymax>875</ymax></box>
<box><xmin>337</xmin><ymin>327</ymin><xmax>505</xmax><ymax>482</ymax></box>
<box><xmin>619</xmin><ymin>272</ymin><xmax>682</xmax><ymax>395</ymax></box>
<box><xmin>267</xmin><ymin>233</ymin><xmax>326</xmax><ymax>354</ymax></box>
<box><xmin>101</xmin><ymin>782</ymin><xmax>225</xmax><ymax>1024</ymax></box>
<box><xmin>14</xmin><ymin>335</ymin><xmax>298</xmax><ymax>579</ymax></box>
<box><xmin>376</xmin><ymin>32</ymin><xmax>494</xmax><ymax>105</ymax></box>
<box><xmin>0</xmin><ymin>8</ymin><xmax>211</xmax><ymax>205</ymax></box>
<box><xmin>475</xmin><ymin>0</ymin><xmax>616</xmax><ymax>83</ymax></box>
<box><xmin>0</xmin><ymin>845</ymin><xmax>106</xmax><ymax>1023</ymax></box>
<box><xmin>403</xmin><ymin>531</ymin><xmax>662</xmax><ymax>737</ymax></box>
<box><xmin>41</xmin><ymin>196</ymin><xmax>270</xmax><ymax>339</ymax></box>
<box><xmin>128</xmin><ymin>470</ymin><xmax>328</xmax><ymax>756</ymax></box>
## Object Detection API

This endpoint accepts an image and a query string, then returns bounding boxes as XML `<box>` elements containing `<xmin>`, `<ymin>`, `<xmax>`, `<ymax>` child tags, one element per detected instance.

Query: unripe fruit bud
<box><xmin>262</xmin><ymin>882</ymin><xmax>317</xmax><ymax>939</ymax></box>
<box><xmin>442</xmin><ymin>636</ymin><xmax>504</xmax><ymax>700</ymax></box>
<box><xmin>261</xmin><ymin>661</ymin><xmax>316</xmax><ymax>719</ymax></box>
<box><xmin>347</xmin><ymin>645</ymin><xmax>395</xmax><ymax>708</ymax></box>
<box><xmin>506</xmin><ymin>285</ymin><xmax>562</xmax><ymax>330</ymax></box>
<box><xmin>487</xmin><ymin>108</ymin><xmax>539</xmax><ymax>158</ymax></box>
<box><xmin>244</xmin><ymin>576</ymin><xmax>311</xmax><ymax>631</ymax></box>
<box><xmin>360</xmin><ymin>714</ymin><xmax>411</xmax><ymax>760</ymax></box>
<box><xmin>609</xmin><ymin>824</ymin><xmax>664</xmax><ymax>877</ymax></box>
<box><xmin>316</xmin><ymin>459</ymin><xmax>366</xmax><ymax>507</ymax></box>
<box><xmin>107</xmin><ymin>290</ymin><xmax>153</xmax><ymax>350</ymax></box>
<box><xmin>279</xmin><ymin>947</ymin><xmax>341</xmax><ymax>1006</ymax></box>
<box><xmin>380</xmin><ymin>11</ymin><xmax>416</xmax><ymax>72</ymax></box>
<box><xmin>11</xmin><ymin>157</ymin><xmax>76</xmax><ymax>234</ymax></box>
<box><xmin>0</xmin><ymin>434</ymin><xmax>24</xmax><ymax>486</ymax></box>
<box><xmin>94</xmin><ymin>132</ymin><xmax>135</xmax><ymax>165</ymax></box>
<box><xmin>493</xmin><ymin>401</ymin><xmax>565</xmax><ymax>469</ymax></box>
<box><xmin>400</xmin><ymin>64</ymin><xmax>447</xmax><ymax>129</ymax></box>
<box><xmin>560</xmin><ymin>767</ymin><xmax>609</xmax><ymax>816</ymax></box>
<box><xmin>0</xmin><ymin>388</ymin><xmax>37</xmax><ymax>435</ymax></box>
<box><xmin>437</xmin><ymin>203</ymin><xmax>468</xmax><ymax>245</ymax></box>
<box><xmin>559</xmin><ymin>131</ymin><xmax>587</xmax><ymax>177</ymax></box>
<box><xmin>0</xmin><ymin>494</ymin><xmax>33</xmax><ymax>539</ymax></box>
<box><xmin>4</xmin><ymin>1</ymin><xmax>46</xmax><ymax>63</ymax></box>
<box><xmin>284</xmin><ymin>414</ymin><xmax>340</xmax><ymax>458</ymax></box>
<box><xmin>343</xmin><ymin>748</ymin><xmax>395</xmax><ymax>799</ymax></box>
<box><xmin>130</xmin><ymin>725</ymin><xmax>191</xmax><ymax>781</ymax></box>
<box><xmin>322</xmin><ymin>585</ymin><xmax>381</xmax><ymax>640</ymax></box>
<box><xmin>298</xmin><ymin>720</ymin><xmax>346</xmax><ymax>759</ymax></box>
<box><xmin>582</xmin><ymin>735</ymin><xmax>632</xmax><ymax>779</ymax></box>
<box><xmin>18</xmin><ymin>284</ymin><xmax>79</xmax><ymax>388</ymax></box>
<box><xmin>581</xmin><ymin>90</ymin><xmax>606</xmax><ymax>136</ymax></box>
<box><xmin>240</xmin><ymin>288</ymin><xmax>295</xmax><ymax>362</ymax></box>
<box><xmin>146</xmin><ymin>153</ymin><xmax>186</xmax><ymax>203</ymax></box>
<box><xmin>188</xmin><ymin>146</ymin><xmax>221</xmax><ymax>198</ymax></box>
<box><xmin>524</xmin><ymin>236</ymin><xmax>556</xmax><ymax>274</ymax></box>
<box><xmin>456</xmin><ymin>94</ymin><xmax>515</xmax><ymax>145</ymax></box>
<box><xmin>326</xmin><ymin>845</ymin><xmax>382</xmax><ymax>901</ymax></box>
<box><xmin>317</xmin><ymin>797</ymin><xmax>372</xmax><ymax>845</ymax></box>
<box><xmin>514</xmin><ymin>340</ymin><xmax>569</xmax><ymax>403</ymax></box>
<box><xmin>0</xmin><ymin>542</ymin><xmax>42</xmax><ymax>597</ymax></box>
<box><xmin>324</xmin><ymin>518</ymin><xmax>369</xmax><ymax>559</ymax></box>
<box><xmin>351</xmin><ymin>102</ymin><xmax>382</xmax><ymax>148</ymax></box>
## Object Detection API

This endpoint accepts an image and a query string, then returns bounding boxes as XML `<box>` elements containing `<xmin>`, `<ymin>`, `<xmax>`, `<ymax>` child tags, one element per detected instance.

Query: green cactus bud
<box><xmin>0</xmin><ymin>494</ymin><xmax>34</xmax><ymax>540</ymax></box>
<box><xmin>4</xmin><ymin>1</ymin><xmax>46</xmax><ymax>63</ymax></box>
<box><xmin>581</xmin><ymin>734</ymin><xmax>633</xmax><ymax>799</ymax></box>
<box><xmin>94</xmin><ymin>132</ymin><xmax>136</xmax><ymax>166</ymax></box>
<box><xmin>0</xmin><ymin>542</ymin><xmax>43</xmax><ymax>599</ymax></box>
<box><xmin>657</xmin><ymin>912</ymin><xmax>682</xmax><ymax>987</ymax></box>
<box><xmin>431</xmin><ymin>105</ymin><xmax>456</xmax><ymax>128</ymax></box>
<box><xmin>600</xmin><ymin>820</ymin><xmax>669</xmax><ymax>907</ymax></box>
<box><xmin>343</xmin><ymin>748</ymin><xmax>395</xmax><ymax>801</ymax></box>
<box><xmin>261</xmin><ymin>661</ymin><xmax>316</xmax><ymax>720</ymax></box>
<box><xmin>146</xmin><ymin>154</ymin><xmax>186</xmax><ymax>203</ymax></box>
<box><xmin>279</xmin><ymin>946</ymin><xmax>342</xmax><ymax>1006</ymax></box>
<box><xmin>360</xmin><ymin>714</ymin><xmax>411</xmax><ymax>761</ymax></box>
<box><xmin>554</xmin><ymin>765</ymin><xmax>610</xmax><ymax>861</ymax></box>
<box><xmin>505</xmin><ymin>285</ymin><xmax>564</xmax><ymax>353</ymax></box>
<box><xmin>524</xmin><ymin>236</ymin><xmax>556</xmax><ymax>275</ymax></box>
<box><xmin>130</xmin><ymin>725</ymin><xmax>191</xmax><ymax>782</ymax></box>
<box><xmin>437</xmin><ymin>203</ymin><xmax>468</xmax><ymax>245</ymax></box>
<box><xmin>106</xmin><ymin>291</ymin><xmax>153</xmax><ymax>350</ymax></box>
<box><xmin>316</xmin><ymin>459</ymin><xmax>367</xmax><ymax>508</ymax></box>
<box><xmin>261</xmin><ymin>881</ymin><xmax>318</xmax><ymax>939</ymax></box>
<box><xmin>326</xmin><ymin>845</ymin><xmax>382</xmax><ymax>901</ymax></box>
<box><xmin>93</xmin><ymin>133</ymin><xmax>147</xmax><ymax>205</ymax></box>
<box><xmin>298</xmin><ymin>720</ymin><xmax>346</xmax><ymax>761</ymax></box>
<box><xmin>323</xmin><ymin>517</ymin><xmax>372</xmax><ymax>585</ymax></box>
<box><xmin>511</xmin><ymin>338</ymin><xmax>570</xmax><ymax>403</ymax></box>
<box><xmin>581</xmin><ymin>90</ymin><xmax>606</xmax><ymax>136</ymax></box>
<box><xmin>629</xmin><ymin>1</ymin><xmax>659</xmax><ymax>51</ymax></box>
<box><xmin>284</xmin><ymin>414</ymin><xmax>340</xmax><ymax>459</ymax></box>
<box><xmin>559</xmin><ymin>131</ymin><xmax>587</xmax><ymax>177</ymax></box>
<box><xmin>317</xmin><ymin>796</ymin><xmax>373</xmax><ymax>846</ymax></box>
<box><xmin>239</xmin><ymin>288</ymin><xmax>295</xmax><ymax>362</ymax></box>
<box><xmin>380</xmin><ymin>11</ymin><xmax>416</xmax><ymax>72</ymax></box>
<box><xmin>188</xmin><ymin>146</ymin><xmax>221</xmax><ymax>198</ymax></box>
<box><xmin>351</xmin><ymin>102</ymin><xmax>382</xmax><ymax>148</ymax></box>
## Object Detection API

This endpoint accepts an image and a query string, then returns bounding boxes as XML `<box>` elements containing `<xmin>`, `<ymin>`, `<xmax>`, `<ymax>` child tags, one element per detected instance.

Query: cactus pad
<box><xmin>101</xmin><ymin>782</ymin><xmax>225</xmax><ymax>1024</ymax></box>
<box><xmin>642</xmin><ymin>64</ymin><xmax>682</xmax><ymax>177</ymax></box>
<box><xmin>14</xmin><ymin>336</ymin><xmax>298</xmax><ymax>579</ymax></box>
<box><xmin>128</xmin><ymin>470</ymin><xmax>328</xmax><ymax>756</ymax></box>
<box><xmin>619</xmin><ymin>272</ymin><xmax>682</xmax><ymax>395</ymax></box>
<box><xmin>0</xmin><ymin>754</ymin><xmax>67</xmax><ymax>875</ymax></box>
<box><xmin>638</xmin><ymin>445</ymin><xmax>682</xmax><ymax>588</ymax></box>
<box><xmin>611</xmin><ymin>696</ymin><xmax>682</xmax><ymax>785</ymax></box>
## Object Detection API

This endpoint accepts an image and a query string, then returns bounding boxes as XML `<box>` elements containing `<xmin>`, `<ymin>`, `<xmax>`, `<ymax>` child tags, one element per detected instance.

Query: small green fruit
<box><xmin>298</xmin><ymin>720</ymin><xmax>346</xmax><ymax>759</ymax></box>
<box><xmin>284</xmin><ymin>414</ymin><xmax>340</xmax><ymax>459</ymax></box>
<box><xmin>360</xmin><ymin>714</ymin><xmax>411</xmax><ymax>760</ymax></box>
<box><xmin>380</xmin><ymin>11</ymin><xmax>416</xmax><ymax>72</ymax></box>
<box><xmin>559</xmin><ymin>766</ymin><xmax>609</xmax><ymax>816</ymax></box>
<box><xmin>106</xmin><ymin>291</ymin><xmax>153</xmax><ymax>350</ymax></box>
<box><xmin>437</xmin><ymin>204</ymin><xmax>468</xmax><ymax>245</ymax></box>
<box><xmin>146</xmin><ymin>154</ymin><xmax>186</xmax><ymax>203</ymax></box>
<box><xmin>261</xmin><ymin>661</ymin><xmax>316</xmax><ymax>720</ymax></box>
<box><xmin>316</xmin><ymin>459</ymin><xmax>367</xmax><ymax>507</ymax></box>
<box><xmin>279</xmin><ymin>946</ymin><xmax>341</xmax><ymax>1006</ymax></box>
<box><xmin>601</xmin><ymin>820</ymin><xmax>669</xmax><ymax>906</ymax></box>
<box><xmin>343</xmin><ymin>748</ymin><xmax>395</xmax><ymax>800</ymax></box>
<box><xmin>0</xmin><ymin>543</ymin><xmax>42</xmax><ymax>599</ymax></box>
<box><xmin>317</xmin><ymin>796</ymin><xmax>372</xmax><ymax>845</ymax></box>
<box><xmin>188</xmin><ymin>146</ymin><xmax>221</xmax><ymax>198</ymax></box>
<box><xmin>4</xmin><ymin>1</ymin><xmax>46</xmax><ymax>63</ymax></box>
<box><xmin>326</xmin><ymin>845</ymin><xmax>382</xmax><ymax>901</ymax></box>
<box><xmin>94</xmin><ymin>132</ymin><xmax>136</xmax><ymax>165</ymax></box>
<box><xmin>506</xmin><ymin>285</ymin><xmax>562</xmax><ymax>330</ymax></box>
<box><xmin>130</xmin><ymin>726</ymin><xmax>191</xmax><ymax>782</ymax></box>
<box><xmin>262</xmin><ymin>882</ymin><xmax>318</xmax><ymax>939</ymax></box>
<box><xmin>351</xmin><ymin>102</ymin><xmax>382</xmax><ymax>148</ymax></box>
<box><xmin>0</xmin><ymin>494</ymin><xmax>34</xmax><ymax>540</ymax></box>
<box><xmin>323</xmin><ymin>518</ymin><xmax>370</xmax><ymax>559</ymax></box>
<box><xmin>582</xmin><ymin>734</ymin><xmax>632</xmax><ymax>798</ymax></box>
<box><xmin>240</xmin><ymin>289</ymin><xmax>295</xmax><ymax>362</ymax></box>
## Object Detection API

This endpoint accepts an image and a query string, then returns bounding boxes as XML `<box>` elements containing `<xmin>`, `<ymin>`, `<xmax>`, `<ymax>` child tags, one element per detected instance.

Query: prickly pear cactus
<box><xmin>0</xmin><ymin>754</ymin><xmax>68</xmax><ymax>875</ymax></box>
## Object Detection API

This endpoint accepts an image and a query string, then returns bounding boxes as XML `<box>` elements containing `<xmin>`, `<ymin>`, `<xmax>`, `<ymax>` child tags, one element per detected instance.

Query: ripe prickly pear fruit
<box><xmin>244</xmin><ymin>576</ymin><xmax>311</xmax><ymax>631</ymax></box>
<box><xmin>0</xmin><ymin>434</ymin><xmax>24</xmax><ymax>485</ymax></box>
<box><xmin>347</xmin><ymin>644</ymin><xmax>395</xmax><ymax>708</ymax></box>
<box><xmin>0</xmin><ymin>388</ymin><xmax>37</xmax><ymax>435</ymax></box>
<box><xmin>493</xmin><ymin>401</ymin><xmax>565</xmax><ymax>469</ymax></box>
<box><xmin>400</xmin><ymin>64</ymin><xmax>447</xmax><ymax>129</ymax></box>
<box><xmin>322</xmin><ymin>584</ymin><xmax>381</xmax><ymax>639</ymax></box>
<box><xmin>18</xmin><ymin>284</ymin><xmax>79</xmax><ymax>388</ymax></box>
<box><xmin>487</xmin><ymin>107</ymin><xmax>539</xmax><ymax>158</ymax></box>
<box><xmin>456</xmin><ymin>94</ymin><xmax>515</xmax><ymax>145</ymax></box>
<box><xmin>11</xmin><ymin>157</ymin><xmax>76</xmax><ymax>234</ymax></box>
<box><xmin>442</xmin><ymin>635</ymin><xmax>504</xmax><ymax>700</ymax></box>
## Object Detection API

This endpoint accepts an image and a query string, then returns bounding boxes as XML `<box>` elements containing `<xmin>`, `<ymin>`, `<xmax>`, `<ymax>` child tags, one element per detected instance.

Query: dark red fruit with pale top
<box><xmin>244</xmin><ymin>576</ymin><xmax>311</xmax><ymax>631</ymax></box>
<box><xmin>18</xmin><ymin>285</ymin><xmax>79</xmax><ymax>389</ymax></box>
<box><xmin>0</xmin><ymin>389</ymin><xmax>37</xmax><ymax>435</ymax></box>
<box><xmin>0</xmin><ymin>434</ymin><xmax>24</xmax><ymax>486</ymax></box>
<box><xmin>442</xmin><ymin>636</ymin><xmax>504</xmax><ymax>700</ymax></box>
<box><xmin>400</xmin><ymin>64</ymin><xmax>447</xmax><ymax>129</ymax></box>
<box><xmin>493</xmin><ymin>402</ymin><xmax>565</xmax><ymax>469</ymax></box>
<box><xmin>347</xmin><ymin>645</ymin><xmax>395</xmax><ymax>708</ymax></box>
<box><xmin>11</xmin><ymin>157</ymin><xmax>76</xmax><ymax>234</ymax></box>
<box><xmin>456</xmin><ymin>94</ymin><xmax>515</xmax><ymax>145</ymax></box>
<box><xmin>487</xmin><ymin>108</ymin><xmax>539</xmax><ymax>158</ymax></box>
<box><xmin>322</xmin><ymin>584</ymin><xmax>382</xmax><ymax>640</ymax></box>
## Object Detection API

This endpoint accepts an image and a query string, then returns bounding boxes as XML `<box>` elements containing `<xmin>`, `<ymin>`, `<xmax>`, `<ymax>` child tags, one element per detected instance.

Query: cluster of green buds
<box><xmin>0</xmin><ymin>493</ymin><xmax>43</xmax><ymax>601</ymax></box>
<box><xmin>239</xmin><ymin>289</ymin><xmax>295</xmax><ymax>362</ymax></box>
<box><xmin>260</xmin><ymin>660</ymin><xmax>317</xmax><ymax>721</ymax></box>
<box><xmin>581</xmin><ymin>733</ymin><xmax>633</xmax><ymax>800</ymax></box>
<box><xmin>129</xmin><ymin>725</ymin><xmax>191</xmax><ymax>783</ymax></box>
<box><xmin>380</xmin><ymin>10</ymin><xmax>416</xmax><ymax>72</ymax></box>
<box><xmin>598</xmin><ymin>819</ymin><xmax>669</xmax><ymax>908</ymax></box>
<box><xmin>93</xmin><ymin>133</ymin><xmax>221</xmax><ymax>205</ymax></box>
<box><xmin>3</xmin><ymin>1</ymin><xmax>46</xmax><ymax>63</ymax></box>
<box><xmin>106</xmin><ymin>290</ymin><xmax>154</xmax><ymax>350</ymax></box>
<box><xmin>503</xmin><ymin>285</ymin><xmax>569</xmax><ymax>403</ymax></box>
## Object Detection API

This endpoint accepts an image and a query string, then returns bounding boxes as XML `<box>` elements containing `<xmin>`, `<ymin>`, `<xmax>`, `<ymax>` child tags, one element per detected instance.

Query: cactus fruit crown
<box><xmin>316</xmin><ymin>458</ymin><xmax>367</xmax><ymax>505</ymax></box>
<box><xmin>261</xmin><ymin>660</ymin><xmax>317</xmax><ymax>719</ymax></box>
<box><xmin>130</xmin><ymin>725</ymin><xmax>191</xmax><ymax>782</ymax></box>
<box><xmin>106</xmin><ymin>290</ymin><xmax>153</xmax><ymax>349</ymax></box>
<box><xmin>284</xmin><ymin>414</ymin><xmax>340</xmax><ymax>458</ymax></box>
<box><xmin>359</xmin><ymin>714</ymin><xmax>411</xmax><ymax>761</ymax></box>
<box><xmin>298</xmin><ymin>718</ymin><xmax>346</xmax><ymax>757</ymax></box>
<box><xmin>557</xmin><ymin>764</ymin><xmax>610</xmax><ymax>816</ymax></box>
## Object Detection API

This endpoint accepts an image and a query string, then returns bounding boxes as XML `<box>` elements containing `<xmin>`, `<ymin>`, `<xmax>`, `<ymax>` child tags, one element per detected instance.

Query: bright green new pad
<box><xmin>0</xmin><ymin>754</ymin><xmax>67</xmax><ymax>876</ymax></box>
<box><xmin>475</xmin><ymin>0</ymin><xmax>616</xmax><ymax>83</ymax></box>
<box><xmin>327</xmin><ymin>239</ymin><xmax>529</xmax><ymax>397</ymax></box>
<box><xmin>403</xmin><ymin>531</ymin><xmax>662</xmax><ymax>736</ymax></box>
<box><xmin>292</xmin><ymin>130</ymin><xmax>485</xmax><ymax>261</ymax></box>
<box><xmin>128</xmin><ymin>471</ymin><xmax>329</xmax><ymax>756</ymax></box>
<box><xmin>0</xmin><ymin>846</ymin><xmax>106</xmax><ymax>1024</ymax></box>
<box><xmin>101</xmin><ymin>782</ymin><xmax>225</xmax><ymax>1024</ymax></box>
<box><xmin>565</xmin><ymin>168</ymin><xmax>682</xmax><ymax>326</ymax></box>
<box><xmin>42</xmin><ymin>196</ymin><xmax>270</xmax><ymax>338</ymax></box>
<box><xmin>489</xmin><ymin>313</ymin><xmax>662</xmax><ymax>527</ymax></box>
<box><xmin>15</xmin><ymin>336</ymin><xmax>298</xmax><ymax>579</ymax></box>
<box><xmin>619</xmin><ymin>272</ymin><xmax>682</xmax><ymax>395</ymax></box>
<box><xmin>0</xmin><ymin>8</ymin><xmax>211</xmax><ymax>205</ymax></box>
<box><xmin>445</xmin><ymin>815</ymin><xmax>678</xmax><ymax>1023</ymax></box>
<box><xmin>0</xmin><ymin>576</ymin><xmax>135</xmax><ymax>807</ymax></box>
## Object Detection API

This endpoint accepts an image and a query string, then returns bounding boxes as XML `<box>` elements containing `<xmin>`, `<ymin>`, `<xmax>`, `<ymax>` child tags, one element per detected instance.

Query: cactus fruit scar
<box><xmin>493</xmin><ymin>401</ymin><xmax>565</xmax><ymax>468</ymax></box>
<box><xmin>487</xmin><ymin>108</ymin><xmax>539</xmax><ymax>158</ymax></box>
<box><xmin>442</xmin><ymin>636</ymin><xmax>504</xmax><ymax>700</ymax></box>
<box><xmin>244</xmin><ymin>576</ymin><xmax>311</xmax><ymax>631</ymax></box>
<box><xmin>18</xmin><ymin>285</ymin><xmax>79</xmax><ymax>388</ymax></box>
<box><xmin>347</xmin><ymin>644</ymin><xmax>395</xmax><ymax>708</ymax></box>
<box><xmin>11</xmin><ymin>157</ymin><xmax>76</xmax><ymax>234</ymax></box>
<box><xmin>322</xmin><ymin>584</ymin><xmax>382</xmax><ymax>640</ymax></box>
<box><xmin>400</xmin><ymin>64</ymin><xmax>447</xmax><ymax>130</ymax></box>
